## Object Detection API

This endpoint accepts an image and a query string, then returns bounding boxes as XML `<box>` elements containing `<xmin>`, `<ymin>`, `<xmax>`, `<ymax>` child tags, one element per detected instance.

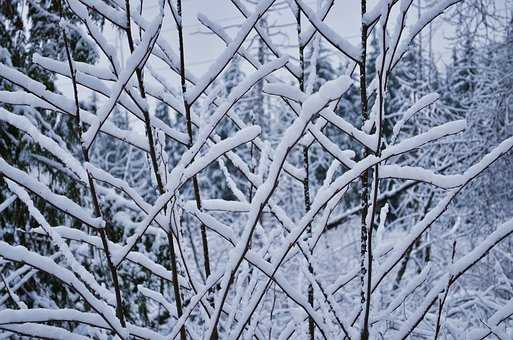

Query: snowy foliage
<box><xmin>0</xmin><ymin>0</ymin><xmax>512</xmax><ymax>339</ymax></box>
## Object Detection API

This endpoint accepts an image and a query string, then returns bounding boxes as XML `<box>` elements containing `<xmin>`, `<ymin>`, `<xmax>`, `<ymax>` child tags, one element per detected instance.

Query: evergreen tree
<box><xmin>0</xmin><ymin>0</ymin><xmax>30</xmax><ymax>236</ymax></box>
<box><xmin>0</xmin><ymin>0</ymin><xmax>101</xmax><ymax>309</ymax></box>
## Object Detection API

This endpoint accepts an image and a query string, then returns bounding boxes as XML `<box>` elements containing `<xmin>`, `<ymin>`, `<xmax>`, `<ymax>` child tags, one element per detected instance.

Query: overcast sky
<box><xmin>58</xmin><ymin>0</ymin><xmax>510</xmax><ymax>103</ymax></box>
<box><xmin>135</xmin><ymin>0</ymin><xmax>454</xmax><ymax>74</ymax></box>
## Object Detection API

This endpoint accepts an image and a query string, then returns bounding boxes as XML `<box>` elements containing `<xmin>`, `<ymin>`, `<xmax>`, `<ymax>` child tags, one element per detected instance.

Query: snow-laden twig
<box><xmin>205</xmin><ymin>75</ymin><xmax>353</xmax><ymax>339</ymax></box>
<box><xmin>295</xmin><ymin>0</ymin><xmax>361</xmax><ymax>62</ymax></box>
<box><xmin>0</xmin><ymin>158</ymin><xmax>104</xmax><ymax>228</ymax></box>
<box><xmin>5</xmin><ymin>180</ymin><xmax>116</xmax><ymax>305</ymax></box>
<box><xmin>0</xmin><ymin>323</ymin><xmax>91</xmax><ymax>340</ymax></box>
<box><xmin>0</xmin><ymin>242</ymin><xmax>127</xmax><ymax>338</ymax></box>
<box><xmin>392</xmin><ymin>216</ymin><xmax>513</xmax><ymax>339</ymax></box>
<box><xmin>0</xmin><ymin>108</ymin><xmax>87</xmax><ymax>181</ymax></box>
<box><xmin>186</xmin><ymin>0</ymin><xmax>279</xmax><ymax>104</ymax></box>
<box><xmin>82</xmin><ymin>11</ymin><xmax>163</xmax><ymax>150</ymax></box>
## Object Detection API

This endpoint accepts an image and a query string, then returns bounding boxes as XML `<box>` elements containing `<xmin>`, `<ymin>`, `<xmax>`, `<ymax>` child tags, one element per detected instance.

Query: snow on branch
<box><xmin>0</xmin><ymin>158</ymin><xmax>104</xmax><ymax>229</ymax></box>
<box><xmin>2</xmin><ymin>0</ymin><xmax>512</xmax><ymax>338</ymax></box>
<box><xmin>0</xmin><ymin>242</ymin><xmax>127</xmax><ymax>338</ymax></box>
<box><xmin>295</xmin><ymin>0</ymin><xmax>361</xmax><ymax>62</ymax></box>
<box><xmin>82</xmin><ymin>11</ymin><xmax>164</xmax><ymax>150</ymax></box>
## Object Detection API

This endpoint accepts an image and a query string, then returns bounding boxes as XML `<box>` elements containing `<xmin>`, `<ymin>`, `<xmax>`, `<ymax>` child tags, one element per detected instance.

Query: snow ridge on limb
<box><xmin>111</xmin><ymin>58</ymin><xmax>288</xmax><ymax>267</ymax></box>
<box><xmin>183</xmin><ymin>126</ymin><xmax>261</xmax><ymax>178</ymax></box>
<box><xmin>319</xmin><ymin>109</ymin><xmax>377</xmax><ymax>151</ymax></box>
<box><xmin>0</xmin><ymin>242</ymin><xmax>128</xmax><ymax>338</ymax></box>
<box><xmin>0</xmin><ymin>195</ymin><xmax>16</xmax><ymax>214</ymax></box>
<box><xmin>84</xmin><ymin>162</ymin><xmax>168</xmax><ymax>228</ymax></box>
<box><xmin>373</xmin><ymin>134</ymin><xmax>513</xmax><ymax>293</ymax></box>
<box><xmin>263</xmin><ymin>82</ymin><xmax>306</xmax><ymax>103</ymax></box>
<box><xmin>393</xmin><ymin>217</ymin><xmax>513</xmax><ymax>340</ymax></box>
<box><xmin>0</xmin><ymin>158</ymin><xmax>104</xmax><ymax>229</ymax></box>
<box><xmin>0</xmin><ymin>308</ymin><xmax>102</xmax><ymax>327</ymax></box>
<box><xmin>0</xmin><ymin>78</ymin><xmax>151</xmax><ymax>152</ymax></box>
<box><xmin>196</xmin><ymin>12</ymin><xmax>297</xmax><ymax>85</ymax></box>
<box><xmin>468</xmin><ymin>297</ymin><xmax>513</xmax><ymax>339</ymax></box>
<box><xmin>187</xmin><ymin>0</ymin><xmax>278</xmax><ymax>104</ymax></box>
<box><xmin>75</xmin><ymin>0</ymin><xmax>127</xmax><ymax>29</ymax></box>
<box><xmin>31</xmin><ymin>226</ymin><xmax>178</xmax><ymax>284</ymax></box>
<box><xmin>295</xmin><ymin>0</ymin><xmax>361</xmax><ymax>62</ymax></box>
<box><xmin>204</xmin><ymin>75</ymin><xmax>353</xmax><ymax>339</ymax></box>
<box><xmin>183</xmin><ymin>57</ymin><xmax>288</xmax><ymax>169</ymax></box>
<box><xmin>391</xmin><ymin>92</ymin><xmax>439</xmax><ymax>141</ymax></box>
<box><xmin>137</xmin><ymin>285</ymin><xmax>177</xmax><ymax>317</ymax></box>
<box><xmin>0</xmin><ymin>64</ymin><xmax>76</xmax><ymax>113</ymax></box>
<box><xmin>263</xmin><ymin>83</ymin><xmax>358</xmax><ymax>167</ymax></box>
<box><xmin>230</xmin><ymin>0</ymin><xmax>301</xmax><ymax>79</ymax></box>
<box><xmin>5</xmin><ymin>180</ymin><xmax>116</xmax><ymax>305</ymax></box>
<box><xmin>0</xmin><ymin>323</ymin><xmax>90</xmax><ymax>340</ymax></box>
<box><xmin>33</xmin><ymin>52</ymin><xmax>115</xmax><ymax>81</ymax></box>
<box><xmin>390</xmin><ymin>0</ymin><xmax>463</xmax><ymax>69</ymax></box>
<box><xmin>110</xmin><ymin>125</ymin><xmax>261</xmax><ymax>267</ymax></box>
<box><xmin>31</xmin><ymin>53</ymin><xmax>189</xmax><ymax>146</ymax></box>
<box><xmin>299</xmin><ymin>0</ymin><xmax>334</xmax><ymax>46</ymax></box>
<box><xmin>82</xmin><ymin>11</ymin><xmax>164</xmax><ymax>150</ymax></box>
<box><xmin>230</xmin><ymin>119</ymin><xmax>465</xmax><ymax>339</ymax></box>
<box><xmin>379</xmin><ymin>164</ymin><xmax>465</xmax><ymax>189</ymax></box>
<box><xmin>0</xmin><ymin>308</ymin><xmax>165</xmax><ymax>340</ymax></box>
<box><xmin>0</xmin><ymin>108</ymin><xmax>87</xmax><ymax>182</ymax></box>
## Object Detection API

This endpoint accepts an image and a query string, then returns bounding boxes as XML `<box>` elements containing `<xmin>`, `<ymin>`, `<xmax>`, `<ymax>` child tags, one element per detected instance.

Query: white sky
<box><xmin>133</xmin><ymin>0</ymin><xmax>456</xmax><ymax>74</ymax></box>
<box><xmin>57</xmin><ymin>0</ymin><xmax>510</xmax><ymax>104</ymax></box>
